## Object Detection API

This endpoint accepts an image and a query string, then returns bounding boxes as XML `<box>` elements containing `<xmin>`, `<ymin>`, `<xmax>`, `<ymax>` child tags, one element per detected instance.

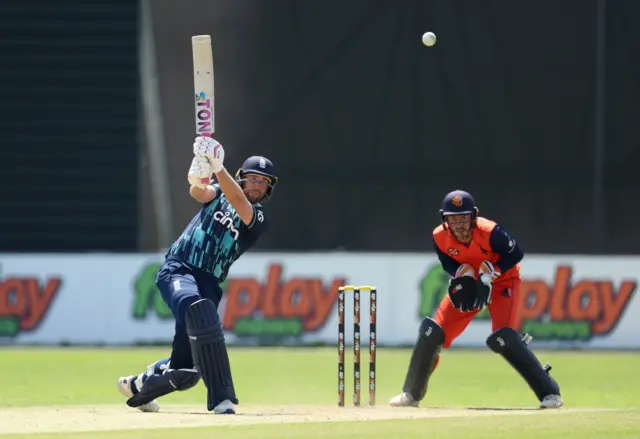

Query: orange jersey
<box><xmin>433</xmin><ymin>217</ymin><xmax>521</xmax><ymax>282</ymax></box>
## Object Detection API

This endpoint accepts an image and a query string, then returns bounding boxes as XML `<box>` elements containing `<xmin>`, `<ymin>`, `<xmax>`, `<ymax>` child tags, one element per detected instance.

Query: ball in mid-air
<box><xmin>422</xmin><ymin>32</ymin><xmax>436</xmax><ymax>47</ymax></box>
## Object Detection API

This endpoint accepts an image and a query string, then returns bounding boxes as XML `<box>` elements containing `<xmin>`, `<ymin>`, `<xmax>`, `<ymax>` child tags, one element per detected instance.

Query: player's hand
<box><xmin>479</xmin><ymin>261</ymin><xmax>501</xmax><ymax>282</ymax></box>
<box><xmin>193</xmin><ymin>136</ymin><xmax>224</xmax><ymax>173</ymax></box>
<box><xmin>473</xmin><ymin>277</ymin><xmax>492</xmax><ymax>311</ymax></box>
<box><xmin>187</xmin><ymin>156</ymin><xmax>213</xmax><ymax>188</ymax></box>
<box><xmin>447</xmin><ymin>276</ymin><xmax>477</xmax><ymax>313</ymax></box>
<box><xmin>473</xmin><ymin>261</ymin><xmax>499</xmax><ymax>311</ymax></box>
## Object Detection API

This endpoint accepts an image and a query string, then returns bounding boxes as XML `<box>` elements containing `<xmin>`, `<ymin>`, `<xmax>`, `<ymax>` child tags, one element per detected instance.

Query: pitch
<box><xmin>0</xmin><ymin>347</ymin><xmax>637</xmax><ymax>438</ymax></box>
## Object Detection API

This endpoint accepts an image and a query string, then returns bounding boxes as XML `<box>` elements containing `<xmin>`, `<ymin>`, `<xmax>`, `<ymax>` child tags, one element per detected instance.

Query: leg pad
<box><xmin>487</xmin><ymin>327</ymin><xmax>560</xmax><ymax>401</ymax></box>
<box><xmin>186</xmin><ymin>298</ymin><xmax>238</xmax><ymax>410</ymax></box>
<box><xmin>127</xmin><ymin>369</ymin><xmax>200</xmax><ymax>408</ymax></box>
<box><xmin>402</xmin><ymin>317</ymin><xmax>445</xmax><ymax>402</ymax></box>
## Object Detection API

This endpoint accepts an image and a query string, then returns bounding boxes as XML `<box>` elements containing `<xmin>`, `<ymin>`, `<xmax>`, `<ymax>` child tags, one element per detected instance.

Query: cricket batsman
<box><xmin>117</xmin><ymin>136</ymin><xmax>278</xmax><ymax>414</ymax></box>
<box><xmin>389</xmin><ymin>190</ymin><xmax>563</xmax><ymax>409</ymax></box>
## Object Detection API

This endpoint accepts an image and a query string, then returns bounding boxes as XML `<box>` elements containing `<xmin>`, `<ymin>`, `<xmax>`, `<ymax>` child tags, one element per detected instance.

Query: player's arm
<box><xmin>214</xmin><ymin>167</ymin><xmax>257</xmax><ymax>226</ymax></box>
<box><xmin>215</xmin><ymin>167</ymin><xmax>268</xmax><ymax>233</ymax></box>
<box><xmin>489</xmin><ymin>225</ymin><xmax>524</xmax><ymax>273</ymax></box>
<box><xmin>189</xmin><ymin>184</ymin><xmax>217</xmax><ymax>204</ymax></box>
<box><xmin>191</xmin><ymin>136</ymin><xmax>261</xmax><ymax>226</ymax></box>
<box><xmin>433</xmin><ymin>238</ymin><xmax>460</xmax><ymax>277</ymax></box>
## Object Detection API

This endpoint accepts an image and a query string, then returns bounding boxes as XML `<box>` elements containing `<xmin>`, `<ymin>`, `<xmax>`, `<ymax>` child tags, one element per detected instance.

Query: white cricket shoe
<box><xmin>213</xmin><ymin>399</ymin><xmax>236</xmax><ymax>414</ymax></box>
<box><xmin>540</xmin><ymin>394</ymin><xmax>563</xmax><ymax>409</ymax></box>
<box><xmin>117</xmin><ymin>376</ymin><xmax>160</xmax><ymax>413</ymax></box>
<box><xmin>389</xmin><ymin>392</ymin><xmax>419</xmax><ymax>407</ymax></box>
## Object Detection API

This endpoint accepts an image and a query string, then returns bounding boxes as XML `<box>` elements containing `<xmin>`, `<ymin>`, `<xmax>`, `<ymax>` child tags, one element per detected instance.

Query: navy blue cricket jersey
<box><xmin>166</xmin><ymin>185</ymin><xmax>268</xmax><ymax>281</ymax></box>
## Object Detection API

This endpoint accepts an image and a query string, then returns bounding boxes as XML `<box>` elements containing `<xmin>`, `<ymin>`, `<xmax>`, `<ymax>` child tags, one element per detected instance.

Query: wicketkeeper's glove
<box><xmin>473</xmin><ymin>276</ymin><xmax>492</xmax><ymax>311</ymax></box>
<box><xmin>447</xmin><ymin>276</ymin><xmax>478</xmax><ymax>313</ymax></box>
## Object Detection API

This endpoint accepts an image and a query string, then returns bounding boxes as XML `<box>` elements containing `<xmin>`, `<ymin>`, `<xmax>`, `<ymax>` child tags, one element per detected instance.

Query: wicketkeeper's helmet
<box><xmin>440</xmin><ymin>190</ymin><xmax>478</xmax><ymax>222</ymax></box>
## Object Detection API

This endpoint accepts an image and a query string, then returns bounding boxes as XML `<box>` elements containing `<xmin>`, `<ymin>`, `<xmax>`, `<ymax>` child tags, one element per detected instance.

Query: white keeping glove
<box><xmin>187</xmin><ymin>156</ymin><xmax>213</xmax><ymax>188</ymax></box>
<box><xmin>193</xmin><ymin>136</ymin><xmax>225</xmax><ymax>174</ymax></box>
<box><xmin>479</xmin><ymin>261</ymin><xmax>501</xmax><ymax>287</ymax></box>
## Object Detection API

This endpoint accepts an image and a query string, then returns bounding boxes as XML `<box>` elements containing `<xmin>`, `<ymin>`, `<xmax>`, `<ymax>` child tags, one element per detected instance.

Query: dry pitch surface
<box><xmin>0</xmin><ymin>404</ymin><xmax>609</xmax><ymax>435</ymax></box>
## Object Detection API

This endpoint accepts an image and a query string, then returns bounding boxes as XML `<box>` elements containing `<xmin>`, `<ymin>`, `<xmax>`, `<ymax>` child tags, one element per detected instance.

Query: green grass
<box><xmin>0</xmin><ymin>347</ymin><xmax>638</xmax><ymax>438</ymax></box>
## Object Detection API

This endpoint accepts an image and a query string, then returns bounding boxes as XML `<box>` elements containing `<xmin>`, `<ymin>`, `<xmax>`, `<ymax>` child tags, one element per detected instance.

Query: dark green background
<box><xmin>1</xmin><ymin>1</ymin><xmax>638</xmax><ymax>254</ymax></box>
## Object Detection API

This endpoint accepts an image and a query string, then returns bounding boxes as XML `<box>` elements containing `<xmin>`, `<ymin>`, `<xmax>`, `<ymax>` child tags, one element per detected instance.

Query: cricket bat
<box><xmin>192</xmin><ymin>35</ymin><xmax>215</xmax><ymax>137</ymax></box>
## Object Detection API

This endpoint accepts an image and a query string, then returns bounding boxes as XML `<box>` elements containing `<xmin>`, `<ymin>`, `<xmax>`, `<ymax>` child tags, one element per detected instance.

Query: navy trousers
<box><xmin>155</xmin><ymin>257</ymin><xmax>224</xmax><ymax>369</ymax></box>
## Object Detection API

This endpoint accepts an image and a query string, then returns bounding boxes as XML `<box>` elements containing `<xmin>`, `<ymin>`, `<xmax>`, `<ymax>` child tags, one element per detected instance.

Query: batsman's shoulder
<box><xmin>253</xmin><ymin>203</ymin><xmax>267</xmax><ymax>219</ymax></box>
<box><xmin>246</xmin><ymin>203</ymin><xmax>268</xmax><ymax>232</ymax></box>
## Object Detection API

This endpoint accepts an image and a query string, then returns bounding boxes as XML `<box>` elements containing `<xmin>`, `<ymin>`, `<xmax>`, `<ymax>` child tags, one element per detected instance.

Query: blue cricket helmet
<box><xmin>235</xmin><ymin>155</ymin><xmax>278</xmax><ymax>202</ymax></box>
<box><xmin>440</xmin><ymin>190</ymin><xmax>478</xmax><ymax>221</ymax></box>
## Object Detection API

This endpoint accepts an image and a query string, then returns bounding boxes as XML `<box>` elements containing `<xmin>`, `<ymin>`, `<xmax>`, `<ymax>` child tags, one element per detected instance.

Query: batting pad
<box><xmin>186</xmin><ymin>298</ymin><xmax>238</xmax><ymax>410</ymax></box>
<box><xmin>127</xmin><ymin>369</ymin><xmax>200</xmax><ymax>408</ymax></box>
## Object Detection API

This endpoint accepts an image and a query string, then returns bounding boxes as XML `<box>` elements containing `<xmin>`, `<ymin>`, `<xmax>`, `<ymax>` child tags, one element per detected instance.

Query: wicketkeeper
<box><xmin>389</xmin><ymin>190</ymin><xmax>563</xmax><ymax>409</ymax></box>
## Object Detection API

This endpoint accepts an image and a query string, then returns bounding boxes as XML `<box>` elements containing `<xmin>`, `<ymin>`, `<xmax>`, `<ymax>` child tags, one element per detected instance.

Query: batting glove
<box><xmin>193</xmin><ymin>136</ymin><xmax>224</xmax><ymax>173</ymax></box>
<box><xmin>188</xmin><ymin>156</ymin><xmax>213</xmax><ymax>188</ymax></box>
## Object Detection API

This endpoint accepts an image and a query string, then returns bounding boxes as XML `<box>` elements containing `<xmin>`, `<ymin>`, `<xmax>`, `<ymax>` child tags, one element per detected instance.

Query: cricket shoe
<box><xmin>213</xmin><ymin>399</ymin><xmax>236</xmax><ymax>414</ymax></box>
<box><xmin>539</xmin><ymin>394</ymin><xmax>563</xmax><ymax>409</ymax></box>
<box><xmin>117</xmin><ymin>376</ymin><xmax>160</xmax><ymax>413</ymax></box>
<box><xmin>388</xmin><ymin>392</ymin><xmax>419</xmax><ymax>408</ymax></box>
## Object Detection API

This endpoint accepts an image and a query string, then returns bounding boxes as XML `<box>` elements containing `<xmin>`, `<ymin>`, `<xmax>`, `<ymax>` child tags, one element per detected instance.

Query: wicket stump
<box><xmin>338</xmin><ymin>285</ymin><xmax>377</xmax><ymax>407</ymax></box>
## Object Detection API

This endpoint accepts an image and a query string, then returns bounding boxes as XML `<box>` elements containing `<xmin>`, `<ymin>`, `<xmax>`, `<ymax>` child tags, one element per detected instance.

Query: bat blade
<box><xmin>191</xmin><ymin>35</ymin><xmax>215</xmax><ymax>137</ymax></box>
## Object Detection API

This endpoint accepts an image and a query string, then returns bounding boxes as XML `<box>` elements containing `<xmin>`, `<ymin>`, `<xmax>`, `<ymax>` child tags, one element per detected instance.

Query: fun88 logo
<box><xmin>213</xmin><ymin>211</ymin><xmax>239</xmax><ymax>240</ymax></box>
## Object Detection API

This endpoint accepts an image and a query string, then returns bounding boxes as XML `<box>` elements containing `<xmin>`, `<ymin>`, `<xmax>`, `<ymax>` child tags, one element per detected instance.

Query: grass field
<box><xmin>0</xmin><ymin>347</ymin><xmax>638</xmax><ymax>438</ymax></box>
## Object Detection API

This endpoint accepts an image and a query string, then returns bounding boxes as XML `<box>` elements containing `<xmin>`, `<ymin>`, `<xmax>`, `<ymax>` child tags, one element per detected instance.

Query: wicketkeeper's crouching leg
<box><xmin>389</xmin><ymin>317</ymin><xmax>445</xmax><ymax>407</ymax></box>
<box><xmin>389</xmin><ymin>318</ymin><xmax>563</xmax><ymax>409</ymax></box>
<box><xmin>487</xmin><ymin>327</ymin><xmax>563</xmax><ymax>408</ymax></box>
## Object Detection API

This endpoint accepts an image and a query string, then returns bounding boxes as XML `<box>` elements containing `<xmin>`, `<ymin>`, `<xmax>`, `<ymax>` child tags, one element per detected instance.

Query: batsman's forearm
<box><xmin>215</xmin><ymin>167</ymin><xmax>246</xmax><ymax>204</ymax></box>
<box><xmin>214</xmin><ymin>166</ymin><xmax>255</xmax><ymax>226</ymax></box>
<box><xmin>189</xmin><ymin>185</ymin><xmax>216</xmax><ymax>204</ymax></box>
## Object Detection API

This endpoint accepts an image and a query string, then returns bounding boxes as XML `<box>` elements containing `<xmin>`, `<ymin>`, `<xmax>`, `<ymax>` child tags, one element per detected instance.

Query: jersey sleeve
<box><xmin>245</xmin><ymin>204</ymin><xmax>269</xmax><ymax>236</ymax></box>
<box><xmin>433</xmin><ymin>237</ymin><xmax>460</xmax><ymax>277</ymax></box>
<box><xmin>489</xmin><ymin>225</ymin><xmax>524</xmax><ymax>273</ymax></box>
<box><xmin>203</xmin><ymin>184</ymin><xmax>221</xmax><ymax>208</ymax></box>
